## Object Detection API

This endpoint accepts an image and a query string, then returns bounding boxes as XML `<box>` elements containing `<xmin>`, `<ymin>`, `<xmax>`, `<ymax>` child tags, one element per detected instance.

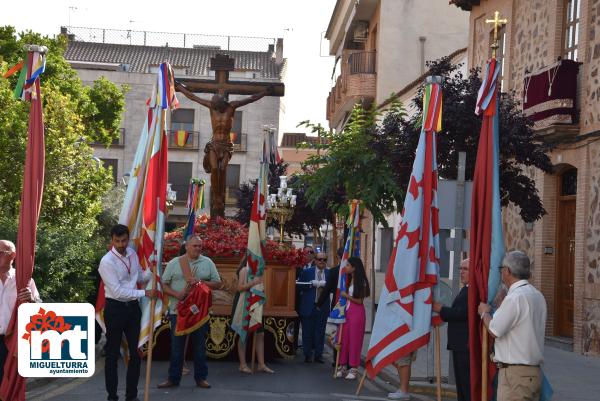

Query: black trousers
<box><xmin>0</xmin><ymin>335</ymin><xmax>7</xmax><ymax>384</ymax></box>
<box><xmin>104</xmin><ymin>299</ymin><xmax>142</xmax><ymax>401</ymax></box>
<box><xmin>452</xmin><ymin>350</ymin><xmax>471</xmax><ymax>401</ymax></box>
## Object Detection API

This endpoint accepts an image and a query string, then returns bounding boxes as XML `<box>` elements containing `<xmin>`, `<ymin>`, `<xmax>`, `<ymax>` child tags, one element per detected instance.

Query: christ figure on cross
<box><xmin>175</xmin><ymin>81</ymin><xmax>273</xmax><ymax>218</ymax></box>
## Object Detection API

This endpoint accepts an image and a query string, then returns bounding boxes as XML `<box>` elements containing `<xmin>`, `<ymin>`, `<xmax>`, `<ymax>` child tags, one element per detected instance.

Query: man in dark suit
<box><xmin>297</xmin><ymin>252</ymin><xmax>330</xmax><ymax>363</ymax></box>
<box><xmin>433</xmin><ymin>258</ymin><xmax>470</xmax><ymax>401</ymax></box>
<box><xmin>316</xmin><ymin>247</ymin><xmax>343</xmax><ymax>366</ymax></box>
<box><xmin>317</xmin><ymin>247</ymin><xmax>344</xmax><ymax>311</ymax></box>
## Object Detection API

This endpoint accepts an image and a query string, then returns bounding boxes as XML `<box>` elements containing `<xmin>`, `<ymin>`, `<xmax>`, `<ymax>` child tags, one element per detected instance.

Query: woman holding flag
<box><xmin>232</xmin><ymin>256</ymin><xmax>274</xmax><ymax>374</ymax></box>
<box><xmin>335</xmin><ymin>257</ymin><xmax>370</xmax><ymax>380</ymax></box>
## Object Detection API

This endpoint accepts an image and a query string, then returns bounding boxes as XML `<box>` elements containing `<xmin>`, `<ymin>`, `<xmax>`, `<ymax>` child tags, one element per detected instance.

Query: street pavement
<box><xmin>25</xmin><ymin>351</ymin><xmax>450</xmax><ymax>401</ymax></box>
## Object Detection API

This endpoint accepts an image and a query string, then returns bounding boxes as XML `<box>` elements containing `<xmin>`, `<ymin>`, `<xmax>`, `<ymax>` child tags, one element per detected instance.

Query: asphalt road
<box><xmin>25</xmin><ymin>352</ymin><xmax>444</xmax><ymax>401</ymax></box>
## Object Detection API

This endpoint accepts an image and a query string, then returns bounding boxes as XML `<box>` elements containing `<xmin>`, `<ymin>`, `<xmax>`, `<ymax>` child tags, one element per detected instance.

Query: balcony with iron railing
<box><xmin>326</xmin><ymin>50</ymin><xmax>377</xmax><ymax>129</ymax></box>
<box><xmin>232</xmin><ymin>133</ymin><xmax>248</xmax><ymax>152</ymax></box>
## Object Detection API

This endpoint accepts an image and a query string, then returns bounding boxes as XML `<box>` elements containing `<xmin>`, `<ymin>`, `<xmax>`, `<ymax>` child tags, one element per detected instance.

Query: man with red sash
<box><xmin>158</xmin><ymin>235</ymin><xmax>221</xmax><ymax>389</ymax></box>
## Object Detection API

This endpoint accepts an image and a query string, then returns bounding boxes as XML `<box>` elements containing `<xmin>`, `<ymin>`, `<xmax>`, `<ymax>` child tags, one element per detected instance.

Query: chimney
<box><xmin>268</xmin><ymin>43</ymin><xmax>275</xmax><ymax>54</ymax></box>
<box><xmin>59</xmin><ymin>27</ymin><xmax>75</xmax><ymax>41</ymax></box>
<box><xmin>275</xmin><ymin>38</ymin><xmax>283</xmax><ymax>65</ymax></box>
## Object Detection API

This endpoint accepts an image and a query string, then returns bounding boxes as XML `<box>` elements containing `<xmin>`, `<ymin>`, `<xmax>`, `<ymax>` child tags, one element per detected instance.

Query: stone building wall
<box><xmin>582</xmin><ymin>0</ymin><xmax>600</xmax><ymax>133</ymax></box>
<box><xmin>465</xmin><ymin>0</ymin><xmax>600</xmax><ymax>354</ymax></box>
<box><xmin>584</xmin><ymin>140</ymin><xmax>600</xmax><ymax>354</ymax></box>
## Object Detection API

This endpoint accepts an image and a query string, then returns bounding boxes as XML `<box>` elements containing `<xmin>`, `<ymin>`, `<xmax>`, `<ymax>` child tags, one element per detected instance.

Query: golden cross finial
<box><xmin>485</xmin><ymin>11</ymin><xmax>508</xmax><ymax>58</ymax></box>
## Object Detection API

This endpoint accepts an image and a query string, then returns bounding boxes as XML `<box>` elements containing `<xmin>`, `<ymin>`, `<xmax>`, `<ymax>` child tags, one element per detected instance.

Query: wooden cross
<box><xmin>176</xmin><ymin>54</ymin><xmax>284</xmax><ymax>99</ymax></box>
<box><xmin>486</xmin><ymin>11</ymin><xmax>508</xmax><ymax>58</ymax></box>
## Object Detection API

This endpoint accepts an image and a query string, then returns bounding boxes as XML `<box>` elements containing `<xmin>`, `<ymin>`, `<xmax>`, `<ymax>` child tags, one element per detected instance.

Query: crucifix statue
<box><xmin>175</xmin><ymin>54</ymin><xmax>284</xmax><ymax>218</ymax></box>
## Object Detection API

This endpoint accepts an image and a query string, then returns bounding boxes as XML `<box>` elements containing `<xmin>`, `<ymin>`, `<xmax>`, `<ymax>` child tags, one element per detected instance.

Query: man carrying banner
<box><xmin>158</xmin><ymin>235</ymin><xmax>222</xmax><ymax>389</ymax></box>
<box><xmin>478</xmin><ymin>251</ymin><xmax>547</xmax><ymax>401</ymax></box>
<box><xmin>98</xmin><ymin>224</ymin><xmax>158</xmax><ymax>401</ymax></box>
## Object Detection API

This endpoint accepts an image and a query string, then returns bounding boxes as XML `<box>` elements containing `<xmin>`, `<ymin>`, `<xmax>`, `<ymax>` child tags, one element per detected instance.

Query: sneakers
<box><xmin>344</xmin><ymin>368</ymin><xmax>358</xmax><ymax>380</ymax></box>
<box><xmin>335</xmin><ymin>366</ymin><xmax>347</xmax><ymax>378</ymax></box>
<box><xmin>387</xmin><ymin>389</ymin><xmax>411</xmax><ymax>400</ymax></box>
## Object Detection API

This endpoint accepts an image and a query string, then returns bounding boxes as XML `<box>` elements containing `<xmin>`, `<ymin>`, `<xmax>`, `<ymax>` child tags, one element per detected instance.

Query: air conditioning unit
<box><xmin>353</xmin><ymin>21</ymin><xmax>369</xmax><ymax>43</ymax></box>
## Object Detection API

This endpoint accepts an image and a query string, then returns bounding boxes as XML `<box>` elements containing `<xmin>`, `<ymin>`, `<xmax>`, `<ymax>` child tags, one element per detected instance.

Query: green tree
<box><xmin>371</xmin><ymin>57</ymin><xmax>553</xmax><ymax>222</ymax></box>
<box><xmin>298</xmin><ymin>105</ymin><xmax>407</xmax><ymax>226</ymax></box>
<box><xmin>0</xmin><ymin>26</ymin><xmax>127</xmax><ymax>301</ymax></box>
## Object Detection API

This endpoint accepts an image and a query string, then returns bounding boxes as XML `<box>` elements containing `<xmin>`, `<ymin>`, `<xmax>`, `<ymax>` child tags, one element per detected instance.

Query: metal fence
<box><xmin>62</xmin><ymin>26</ymin><xmax>277</xmax><ymax>52</ymax></box>
<box><xmin>348</xmin><ymin>51</ymin><xmax>376</xmax><ymax>75</ymax></box>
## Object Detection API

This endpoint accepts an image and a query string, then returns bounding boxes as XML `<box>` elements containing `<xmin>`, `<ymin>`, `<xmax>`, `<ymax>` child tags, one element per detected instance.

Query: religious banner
<box><xmin>469</xmin><ymin>57</ymin><xmax>505</xmax><ymax>401</ymax></box>
<box><xmin>366</xmin><ymin>77</ymin><xmax>442</xmax><ymax>379</ymax></box>
<box><xmin>183</xmin><ymin>179</ymin><xmax>206</xmax><ymax>241</ymax></box>
<box><xmin>523</xmin><ymin>59</ymin><xmax>580</xmax><ymax>129</ymax></box>
<box><xmin>0</xmin><ymin>45</ymin><xmax>47</xmax><ymax>401</ymax></box>
<box><xmin>230</xmin><ymin>134</ymin><xmax>269</xmax><ymax>343</ymax></box>
<box><xmin>329</xmin><ymin>200</ymin><xmax>361</xmax><ymax>325</ymax></box>
<box><xmin>95</xmin><ymin>63</ymin><xmax>179</xmax><ymax>352</ymax></box>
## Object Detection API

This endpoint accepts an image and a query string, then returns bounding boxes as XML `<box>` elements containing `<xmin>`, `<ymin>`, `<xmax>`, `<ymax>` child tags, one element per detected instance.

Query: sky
<box><xmin>0</xmin><ymin>0</ymin><xmax>337</xmax><ymax>136</ymax></box>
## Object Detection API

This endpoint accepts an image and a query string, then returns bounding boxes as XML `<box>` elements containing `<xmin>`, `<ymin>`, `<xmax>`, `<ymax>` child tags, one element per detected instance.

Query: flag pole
<box><xmin>251</xmin><ymin>332</ymin><xmax>257</xmax><ymax>373</ymax></box>
<box><xmin>482</xmin><ymin>325</ymin><xmax>488</xmax><ymax>401</ymax></box>
<box><xmin>143</xmin><ymin>253</ymin><xmax>158</xmax><ymax>401</ymax></box>
<box><xmin>333</xmin><ymin>324</ymin><xmax>343</xmax><ymax>378</ymax></box>
<box><xmin>435</xmin><ymin>326</ymin><xmax>442</xmax><ymax>401</ymax></box>
<box><xmin>355</xmin><ymin>370</ymin><xmax>368</xmax><ymax>396</ymax></box>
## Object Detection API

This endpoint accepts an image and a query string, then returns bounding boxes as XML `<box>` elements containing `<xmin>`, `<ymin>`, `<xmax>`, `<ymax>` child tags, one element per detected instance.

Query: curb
<box><xmin>326</xmin><ymin>342</ymin><xmax>458</xmax><ymax>399</ymax></box>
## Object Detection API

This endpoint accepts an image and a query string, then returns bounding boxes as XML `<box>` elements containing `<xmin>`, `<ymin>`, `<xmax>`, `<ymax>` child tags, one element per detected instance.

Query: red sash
<box><xmin>175</xmin><ymin>256</ymin><xmax>212</xmax><ymax>336</ymax></box>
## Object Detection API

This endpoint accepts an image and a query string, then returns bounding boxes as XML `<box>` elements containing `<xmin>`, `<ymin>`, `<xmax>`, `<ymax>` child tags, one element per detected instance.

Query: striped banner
<box><xmin>329</xmin><ymin>200</ymin><xmax>361</xmax><ymax>324</ymax></box>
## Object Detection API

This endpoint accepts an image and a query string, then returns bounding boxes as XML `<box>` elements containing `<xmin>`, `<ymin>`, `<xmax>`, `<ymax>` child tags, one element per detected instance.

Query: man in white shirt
<box><xmin>0</xmin><ymin>239</ymin><xmax>41</xmax><ymax>384</ymax></box>
<box><xmin>478</xmin><ymin>250</ymin><xmax>547</xmax><ymax>401</ymax></box>
<box><xmin>98</xmin><ymin>225</ymin><xmax>158</xmax><ymax>401</ymax></box>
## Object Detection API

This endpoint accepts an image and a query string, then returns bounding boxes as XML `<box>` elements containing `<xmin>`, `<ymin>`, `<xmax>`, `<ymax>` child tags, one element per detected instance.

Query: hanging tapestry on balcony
<box><xmin>523</xmin><ymin>59</ymin><xmax>580</xmax><ymax>129</ymax></box>
<box><xmin>174</xmin><ymin>130</ymin><xmax>189</xmax><ymax>147</ymax></box>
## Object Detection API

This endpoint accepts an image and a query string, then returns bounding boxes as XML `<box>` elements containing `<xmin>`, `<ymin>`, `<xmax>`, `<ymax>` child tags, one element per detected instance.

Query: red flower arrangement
<box><xmin>163</xmin><ymin>214</ymin><xmax>308</xmax><ymax>268</ymax></box>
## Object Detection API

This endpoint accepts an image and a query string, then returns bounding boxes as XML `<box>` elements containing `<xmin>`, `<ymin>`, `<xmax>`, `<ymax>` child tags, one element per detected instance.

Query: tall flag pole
<box><xmin>468</xmin><ymin>11</ymin><xmax>506</xmax><ymax>401</ymax></box>
<box><xmin>330</xmin><ymin>199</ymin><xmax>361</xmax><ymax>376</ymax></box>
<box><xmin>183</xmin><ymin>179</ymin><xmax>205</xmax><ymax>241</ymax></box>
<box><xmin>0</xmin><ymin>44</ymin><xmax>47</xmax><ymax>401</ymax></box>
<box><xmin>94</xmin><ymin>63</ymin><xmax>178</xmax><ymax>383</ymax></box>
<box><xmin>365</xmin><ymin>76</ymin><xmax>443</xmax><ymax>380</ymax></box>
<box><xmin>231</xmin><ymin>132</ymin><xmax>269</xmax><ymax>344</ymax></box>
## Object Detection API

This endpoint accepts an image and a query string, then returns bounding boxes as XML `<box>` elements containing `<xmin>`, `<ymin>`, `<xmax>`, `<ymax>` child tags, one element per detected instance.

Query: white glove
<box><xmin>311</xmin><ymin>279</ymin><xmax>319</xmax><ymax>287</ymax></box>
<box><xmin>318</xmin><ymin>280</ymin><xmax>327</xmax><ymax>288</ymax></box>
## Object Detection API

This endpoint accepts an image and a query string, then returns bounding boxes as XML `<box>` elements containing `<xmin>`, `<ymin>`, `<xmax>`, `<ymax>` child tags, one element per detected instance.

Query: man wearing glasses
<box><xmin>478</xmin><ymin>251</ymin><xmax>547</xmax><ymax>401</ymax></box>
<box><xmin>0</xmin><ymin>239</ymin><xmax>41</xmax><ymax>384</ymax></box>
<box><xmin>432</xmin><ymin>259</ymin><xmax>470</xmax><ymax>401</ymax></box>
<box><xmin>297</xmin><ymin>251</ymin><xmax>330</xmax><ymax>363</ymax></box>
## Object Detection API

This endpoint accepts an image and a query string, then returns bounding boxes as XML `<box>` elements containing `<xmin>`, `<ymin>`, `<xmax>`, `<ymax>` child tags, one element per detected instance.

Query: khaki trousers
<box><xmin>497</xmin><ymin>365</ymin><xmax>541</xmax><ymax>401</ymax></box>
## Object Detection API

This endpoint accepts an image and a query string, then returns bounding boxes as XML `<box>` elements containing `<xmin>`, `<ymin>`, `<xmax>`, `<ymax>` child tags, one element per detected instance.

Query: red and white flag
<box><xmin>366</xmin><ymin>78</ymin><xmax>443</xmax><ymax>378</ymax></box>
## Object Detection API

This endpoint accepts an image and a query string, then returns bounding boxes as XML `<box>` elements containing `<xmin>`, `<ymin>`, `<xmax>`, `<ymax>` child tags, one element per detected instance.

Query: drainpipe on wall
<box><xmin>419</xmin><ymin>36</ymin><xmax>427</xmax><ymax>74</ymax></box>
